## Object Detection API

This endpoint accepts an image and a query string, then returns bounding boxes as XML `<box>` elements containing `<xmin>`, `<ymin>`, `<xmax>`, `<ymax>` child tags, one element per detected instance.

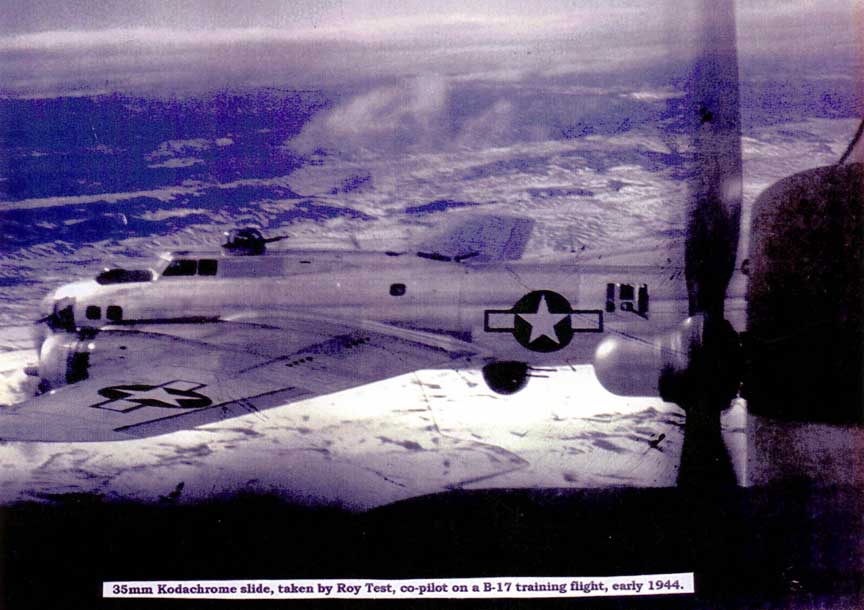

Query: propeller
<box><xmin>593</xmin><ymin>0</ymin><xmax>744</xmax><ymax>411</ymax></box>
<box><xmin>664</xmin><ymin>0</ymin><xmax>744</xmax><ymax>409</ymax></box>
<box><xmin>593</xmin><ymin>0</ymin><xmax>863</xmax><ymax>429</ymax></box>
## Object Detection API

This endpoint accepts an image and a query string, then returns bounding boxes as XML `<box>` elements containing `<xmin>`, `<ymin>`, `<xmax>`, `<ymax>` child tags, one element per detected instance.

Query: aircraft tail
<box><xmin>417</xmin><ymin>215</ymin><xmax>534</xmax><ymax>262</ymax></box>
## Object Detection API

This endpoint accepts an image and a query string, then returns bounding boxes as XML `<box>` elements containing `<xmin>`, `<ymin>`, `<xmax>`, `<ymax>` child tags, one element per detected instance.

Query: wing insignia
<box><xmin>3</xmin><ymin>317</ymin><xmax>477</xmax><ymax>442</ymax></box>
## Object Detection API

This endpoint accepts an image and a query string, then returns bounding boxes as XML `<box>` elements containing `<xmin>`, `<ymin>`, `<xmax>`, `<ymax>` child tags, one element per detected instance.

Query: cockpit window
<box><xmin>49</xmin><ymin>299</ymin><xmax>76</xmax><ymax>331</ymax></box>
<box><xmin>198</xmin><ymin>259</ymin><xmax>218</xmax><ymax>276</ymax></box>
<box><xmin>162</xmin><ymin>259</ymin><xmax>198</xmax><ymax>277</ymax></box>
<box><xmin>95</xmin><ymin>268</ymin><xmax>154</xmax><ymax>285</ymax></box>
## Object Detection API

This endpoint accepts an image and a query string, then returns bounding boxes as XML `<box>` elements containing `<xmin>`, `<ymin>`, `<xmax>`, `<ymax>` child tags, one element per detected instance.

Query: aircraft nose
<box><xmin>31</xmin><ymin>308</ymin><xmax>72</xmax><ymax>376</ymax></box>
<box><xmin>36</xmin><ymin>297</ymin><xmax>76</xmax><ymax>336</ymax></box>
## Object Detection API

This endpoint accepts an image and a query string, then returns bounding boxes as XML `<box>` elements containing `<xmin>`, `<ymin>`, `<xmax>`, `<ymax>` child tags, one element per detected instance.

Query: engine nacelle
<box><xmin>744</xmin><ymin>162</ymin><xmax>863</xmax><ymax>423</ymax></box>
<box><xmin>593</xmin><ymin>316</ymin><xmax>702</xmax><ymax>398</ymax></box>
<box><xmin>37</xmin><ymin>332</ymin><xmax>91</xmax><ymax>390</ymax></box>
<box><xmin>593</xmin><ymin>315</ymin><xmax>740</xmax><ymax>407</ymax></box>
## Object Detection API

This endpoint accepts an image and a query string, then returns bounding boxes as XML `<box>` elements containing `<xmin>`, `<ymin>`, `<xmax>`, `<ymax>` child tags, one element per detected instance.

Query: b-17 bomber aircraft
<box><xmin>5</xmin><ymin>217</ymin><xmax>707</xmax><ymax>442</ymax></box>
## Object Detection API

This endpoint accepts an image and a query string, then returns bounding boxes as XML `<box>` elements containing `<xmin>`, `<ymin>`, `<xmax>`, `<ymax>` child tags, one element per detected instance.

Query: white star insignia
<box><xmin>119</xmin><ymin>387</ymin><xmax>190</xmax><ymax>407</ymax></box>
<box><xmin>517</xmin><ymin>295</ymin><xmax>569</xmax><ymax>344</ymax></box>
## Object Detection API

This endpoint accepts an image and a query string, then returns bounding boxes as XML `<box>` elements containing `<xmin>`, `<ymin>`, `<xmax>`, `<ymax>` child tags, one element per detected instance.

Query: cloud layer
<box><xmin>1</xmin><ymin>2</ymin><xmax>858</xmax><ymax>100</ymax></box>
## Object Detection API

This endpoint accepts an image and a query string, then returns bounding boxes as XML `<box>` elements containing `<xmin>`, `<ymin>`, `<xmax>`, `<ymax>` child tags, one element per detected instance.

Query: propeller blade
<box><xmin>683</xmin><ymin>0</ymin><xmax>743</xmax><ymax>321</ymax></box>
<box><xmin>593</xmin><ymin>0</ymin><xmax>744</xmax><ymax>408</ymax></box>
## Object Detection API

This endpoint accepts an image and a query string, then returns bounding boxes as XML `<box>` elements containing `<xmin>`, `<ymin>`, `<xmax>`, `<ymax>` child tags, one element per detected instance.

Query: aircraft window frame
<box><xmin>390</xmin><ymin>283</ymin><xmax>407</xmax><ymax>296</ymax></box>
<box><xmin>85</xmin><ymin>305</ymin><xmax>101</xmax><ymax>320</ymax></box>
<box><xmin>637</xmin><ymin>284</ymin><xmax>649</xmax><ymax>315</ymax></box>
<box><xmin>198</xmin><ymin>259</ymin><xmax>218</xmax><ymax>276</ymax></box>
<box><xmin>95</xmin><ymin>268</ymin><xmax>154</xmax><ymax>285</ymax></box>
<box><xmin>619</xmin><ymin>284</ymin><xmax>635</xmax><ymax>301</ymax></box>
<box><xmin>51</xmin><ymin>303</ymin><xmax>75</xmax><ymax>331</ymax></box>
<box><xmin>106</xmin><ymin>305</ymin><xmax>123</xmax><ymax>322</ymax></box>
<box><xmin>162</xmin><ymin>259</ymin><xmax>198</xmax><ymax>277</ymax></box>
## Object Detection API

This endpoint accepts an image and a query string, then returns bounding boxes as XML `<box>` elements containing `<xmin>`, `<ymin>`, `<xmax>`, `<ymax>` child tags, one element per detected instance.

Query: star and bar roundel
<box><xmin>91</xmin><ymin>380</ymin><xmax>213</xmax><ymax>413</ymax></box>
<box><xmin>484</xmin><ymin>290</ymin><xmax>603</xmax><ymax>352</ymax></box>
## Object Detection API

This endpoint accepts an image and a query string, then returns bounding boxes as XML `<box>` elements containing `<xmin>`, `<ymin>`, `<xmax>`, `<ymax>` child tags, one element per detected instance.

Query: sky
<box><xmin>0</xmin><ymin>0</ymin><xmax>858</xmax><ymax>34</ymax></box>
<box><xmin>0</xmin><ymin>0</ymin><xmax>856</xmax><ymax>107</ymax></box>
<box><xmin>0</xmin><ymin>1</ymin><xmax>679</xmax><ymax>34</ymax></box>
<box><xmin>0</xmin><ymin>1</ymin><xmax>858</xmax><ymax>100</ymax></box>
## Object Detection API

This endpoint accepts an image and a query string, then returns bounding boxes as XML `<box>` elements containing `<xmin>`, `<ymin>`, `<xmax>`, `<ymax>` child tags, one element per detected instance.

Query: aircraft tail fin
<box><xmin>417</xmin><ymin>215</ymin><xmax>534</xmax><ymax>262</ymax></box>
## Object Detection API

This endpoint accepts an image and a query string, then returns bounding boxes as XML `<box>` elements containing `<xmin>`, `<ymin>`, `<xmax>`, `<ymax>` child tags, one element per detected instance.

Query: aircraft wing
<box><xmin>0</xmin><ymin>316</ymin><xmax>477</xmax><ymax>442</ymax></box>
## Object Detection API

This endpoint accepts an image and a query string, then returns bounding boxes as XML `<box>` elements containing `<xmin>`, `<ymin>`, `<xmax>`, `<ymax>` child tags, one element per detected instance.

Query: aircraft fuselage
<box><xmin>38</xmin><ymin>247</ymin><xmax>689</xmax><ymax>372</ymax></box>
